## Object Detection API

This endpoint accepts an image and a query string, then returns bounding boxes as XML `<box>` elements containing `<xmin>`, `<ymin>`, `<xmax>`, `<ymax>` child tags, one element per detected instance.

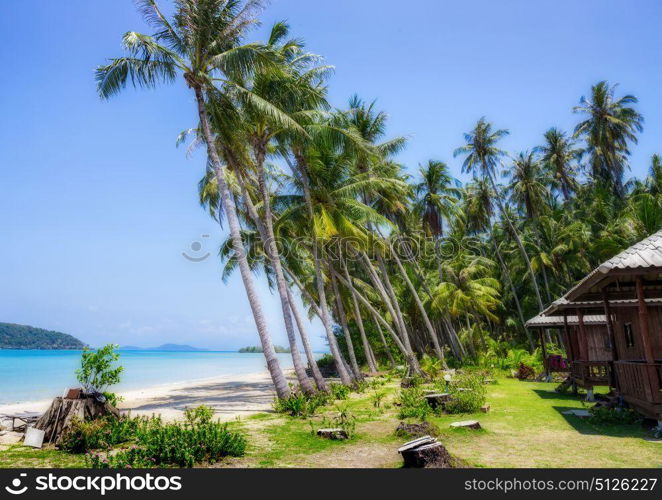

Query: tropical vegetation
<box><xmin>97</xmin><ymin>0</ymin><xmax>659</xmax><ymax>399</ymax></box>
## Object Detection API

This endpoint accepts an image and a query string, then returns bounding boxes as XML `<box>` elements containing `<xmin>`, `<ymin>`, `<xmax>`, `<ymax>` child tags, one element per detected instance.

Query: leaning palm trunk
<box><xmin>291</xmin><ymin>155</ymin><xmax>354</xmax><ymax>386</ymax></box>
<box><xmin>285</xmin><ymin>286</ymin><xmax>328</xmax><ymax>391</ymax></box>
<box><xmin>490</xmin><ymin>234</ymin><xmax>534</xmax><ymax>351</ymax></box>
<box><xmin>331</xmin><ymin>268</ymin><xmax>422</xmax><ymax>375</ymax></box>
<box><xmin>253</xmin><ymin>150</ymin><xmax>315</xmax><ymax>395</ymax></box>
<box><xmin>330</xmin><ymin>265</ymin><xmax>363</xmax><ymax>380</ymax></box>
<box><xmin>235</xmin><ymin>170</ymin><xmax>316</xmax><ymax>393</ymax></box>
<box><xmin>388</xmin><ymin>245</ymin><xmax>447</xmax><ymax>368</ymax></box>
<box><xmin>342</xmin><ymin>260</ymin><xmax>378</xmax><ymax>373</ymax></box>
<box><xmin>486</xmin><ymin>171</ymin><xmax>545</xmax><ymax>311</ymax></box>
<box><xmin>193</xmin><ymin>87</ymin><xmax>290</xmax><ymax>399</ymax></box>
<box><xmin>373</xmin><ymin>314</ymin><xmax>396</xmax><ymax>368</ymax></box>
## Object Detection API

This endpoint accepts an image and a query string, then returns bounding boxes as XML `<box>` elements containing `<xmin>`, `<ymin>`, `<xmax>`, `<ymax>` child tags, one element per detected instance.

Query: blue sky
<box><xmin>1</xmin><ymin>0</ymin><xmax>661</xmax><ymax>350</ymax></box>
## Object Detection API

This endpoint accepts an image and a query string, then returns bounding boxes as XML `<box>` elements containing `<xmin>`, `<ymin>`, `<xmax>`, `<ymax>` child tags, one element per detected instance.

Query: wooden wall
<box><xmin>610</xmin><ymin>306</ymin><xmax>662</xmax><ymax>360</ymax></box>
<box><xmin>567</xmin><ymin>324</ymin><xmax>611</xmax><ymax>361</ymax></box>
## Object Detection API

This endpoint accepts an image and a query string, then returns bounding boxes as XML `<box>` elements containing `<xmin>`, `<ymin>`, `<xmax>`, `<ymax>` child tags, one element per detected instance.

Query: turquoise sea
<box><xmin>0</xmin><ymin>350</ymin><xmax>301</xmax><ymax>405</ymax></box>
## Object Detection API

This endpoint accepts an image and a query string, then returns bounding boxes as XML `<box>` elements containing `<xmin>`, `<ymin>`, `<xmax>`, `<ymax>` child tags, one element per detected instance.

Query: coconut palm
<box><xmin>96</xmin><ymin>0</ymin><xmax>299</xmax><ymax>399</ymax></box>
<box><xmin>454</xmin><ymin>118</ymin><xmax>545</xmax><ymax>312</ymax></box>
<box><xmin>573</xmin><ymin>81</ymin><xmax>643</xmax><ymax>196</ymax></box>
<box><xmin>538</xmin><ymin>128</ymin><xmax>581</xmax><ymax>200</ymax></box>
<box><xmin>505</xmin><ymin>151</ymin><xmax>550</xmax><ymax>219</ymax></box>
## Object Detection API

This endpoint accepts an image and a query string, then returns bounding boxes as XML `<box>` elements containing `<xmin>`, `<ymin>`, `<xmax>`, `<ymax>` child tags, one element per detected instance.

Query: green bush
<box><xmin>60</xmin><ymin>416</ymin><xmax>140</xmax><ymax>453</ymax></box>
<box><xmin>397</xmin><ymin>387</ymin><xmax>431</xmax><ymax>419</ymax></box>
<box><xmin>273</xmin><ymin>391</ymin><xmax>329</xmax><ymax>417</ymax></box>
<box><xmin>444</xmin><ymin>374</ymin><xmax>486</xmax><ymax>414</ymax></box>
<box><xmin>75</xmin><ymin>344</ymin><xmax>123</xmax><ymax>404</ymax></box>
<box><xmin>588</xmin><ymin>406</ymin><xmax>642</xmax><ymax>425</ymax></box>
<box><xmin>329</xmin><ymin>382</ymin><xmax>350</xmax><ymax>400</ymax></box>
<box><xmin>85</xmin><ymin>406</ymin><xmax>246</xmax><ymax>468</ymax></box>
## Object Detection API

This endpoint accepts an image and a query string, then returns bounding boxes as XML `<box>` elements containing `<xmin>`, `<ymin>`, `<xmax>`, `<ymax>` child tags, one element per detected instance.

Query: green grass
<box><xmin>2</xmin><ymin>376</ymin><xmax>660</xmax><ymax>468</ymax></box>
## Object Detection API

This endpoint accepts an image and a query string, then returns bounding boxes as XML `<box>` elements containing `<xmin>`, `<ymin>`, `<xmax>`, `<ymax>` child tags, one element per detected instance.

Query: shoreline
<box><xmin>0</xmin><ymin>369</ymin><xmax>291</xmax><ymax>422</ymax></box>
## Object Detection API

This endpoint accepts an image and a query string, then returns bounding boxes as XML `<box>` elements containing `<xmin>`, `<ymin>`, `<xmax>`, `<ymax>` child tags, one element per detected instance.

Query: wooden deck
<box><xmin>570</xmin><ymin>360</ymin><xmax>611</xmax><ymax>388</ymax></box>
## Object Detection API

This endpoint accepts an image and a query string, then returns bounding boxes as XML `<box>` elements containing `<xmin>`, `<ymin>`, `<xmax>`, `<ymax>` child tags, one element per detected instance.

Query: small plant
<box><xmin>273</xmin><ymin>391</ymin><xmax>328</xmax><ymax>417</ymax></box>
<box><xmin>60</xmin><ymin>415</ymin><xmax>141</xmax><ymax>453</ymax></box>
<box><xmin>420</xmin><ymin>354</ymin><xmax>443</xmax><ymax>380</ymax></box>
<box><xmin>333</xmin><ymin>404</ymin><xmax>357</xmax><ymax>438</ymax></box>
<box><xmin>329</xmin><ymin>383</ymin><xmax>350</xmax><ymax>400</ymax></box>
<box><xmin>371</xmin><ymin>390</ymin><xmax>387</xmax><ymax>409</ymax></box>
<box><xmin>397</xmin><ymin>387</ymin><xmax>431</xmax><ymax>419</ymax></box>
<box><xmin>354</xmin><ymin>380</ymin><xmax>369</xmax><ymax>393</ymax></box>
<box><xmin>75</xmin><ymin>344</ymin><xmax>123</xmax><ymax>403</ymax></box>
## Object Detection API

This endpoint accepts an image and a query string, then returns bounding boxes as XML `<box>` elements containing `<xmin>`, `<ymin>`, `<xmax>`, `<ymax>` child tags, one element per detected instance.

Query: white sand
<box><xmin>0</xmin><ymin>370</ymin><xmax>291</xmax><ymax>425</ymax></box>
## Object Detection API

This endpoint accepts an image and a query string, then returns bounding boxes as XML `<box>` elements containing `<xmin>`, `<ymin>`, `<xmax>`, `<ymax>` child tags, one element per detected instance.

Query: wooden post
<box><xmin>563</xmin><ymin>313</ymin><xmax>574</xmax><ymax>361</ymax></box>
<box><xmin>539</xmin><ymin>330</ymin><xmax>549</xmax><ymax>378</ymax></box>
<box><xmin>635</xmin><ymin>276</ymin><xmax>655</xmax><ymax>364</ymax></box>
<box><xmin>602</xmin><ymin>289</ymin><xmax>619</xmax><ymax>392</ymax></box>
<box><xmin>577</xmin><ymin>309</ymin><xmax>589</xmax><ymax>362</ymax></box>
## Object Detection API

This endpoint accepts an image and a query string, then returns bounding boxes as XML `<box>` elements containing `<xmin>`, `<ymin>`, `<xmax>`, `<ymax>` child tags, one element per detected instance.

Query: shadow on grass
<box><xmin>552</xmin><ymin>405</ymin><xmax>649</xmax><ymax>439</ymax></box>
<box><xmin>532</xmin><ymin>389</ymin><xmax>583</xmax><ymax>401</ymax></box>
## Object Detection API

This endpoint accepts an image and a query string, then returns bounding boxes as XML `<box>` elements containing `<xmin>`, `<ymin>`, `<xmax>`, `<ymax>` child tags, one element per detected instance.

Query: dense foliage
<box><xmin>239</xmin><ymin>345</ymin><xmax>290</xmax><ymax>353</ymax></box>
<box><xmin>0</xmin><ymin>322</ymin><xmax>86</xmax><ymax>350</ymax></box>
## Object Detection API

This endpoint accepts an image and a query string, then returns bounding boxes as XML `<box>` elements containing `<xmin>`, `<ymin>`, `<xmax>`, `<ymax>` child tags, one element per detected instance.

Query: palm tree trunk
<box><xmin>290</xmin><ymin>154</ymin><xmax>354</xmax><ymax>386</ymax></box>
<box><xmin>490</xmin><ymin>235</ymin><xmax>534</xmax><ymax>350</ymax></box>
<box><xmin>389</xmin><ymin>245</ymin><xmax>447</xmax><ymax>368</ymax></box>
<box><xmin>486</xmin><ymin>171</ymin><xmax>545</xmax><ymax>311</ymax></box>
<box><xmin>373</xmin><ymin>315</ymin><xmax>396</xmax><ymax>368</ymax></box>
<box><xmin>193</xmin><ymin>87</ymin><xmax>289</xmax><ymax>399</ymax></box>
<box><xmin>253</xmin><ymin>148</ymin><xmax>315</xmax><ymax>394</ymax></box>
<box><xmin>342</xmin><ymin>260</ymin><xmax>378</xmax><ymax>373</ymax></box>
<box><xmin>285</xmin><ymin>286</ymin><xmax>328</xmax><ymax>391</ymax></box>
<box><xmin>331</xmin><ymin>268</ymin><xmax>422</xmax><ymax>375</ymax></box>
<box><xmin>330</xmin><ymin>265</ymin><xmax>363</xmax><ymax>380</ymax></box>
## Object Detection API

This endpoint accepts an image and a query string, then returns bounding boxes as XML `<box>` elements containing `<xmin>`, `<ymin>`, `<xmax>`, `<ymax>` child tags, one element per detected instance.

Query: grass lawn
<box><xmin>1</xmin><ymin>376</ymin><xmax>660</xmax><ymax>468</ymax></box>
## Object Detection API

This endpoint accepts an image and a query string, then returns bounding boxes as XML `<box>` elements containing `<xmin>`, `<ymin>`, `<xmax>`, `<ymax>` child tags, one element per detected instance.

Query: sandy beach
<box><xmin>0</xmin><ymin>369</ymin><xmax>290</xmax><ymax>425</ymax></box>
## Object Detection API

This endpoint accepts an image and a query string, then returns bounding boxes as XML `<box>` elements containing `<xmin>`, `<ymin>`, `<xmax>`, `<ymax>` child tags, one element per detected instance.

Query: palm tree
<box><xmin>573</xmin><ymin>81</ymin><xmax>643</xmax><ymax>196</ymax></box>
<box><xmin>454</xmin><ymin>117</ymin><xmax>545</xmax><ymax>312</ymax></box>
<box><xmin>506</xmin><ymin>151</ymin><xmax>549</xmax><ymax>219</ymax></box>
<box><xmin>414</xmin><ymin>160</ymin><xmax>459</xmax><ymax>238</ymax></box>
<box><xmin>538</xmin><ymin>128</ymin><xmax>580</xmax><ymax>200</ymax></box>
<box><xmin>96</xmin><ymin>0</ymin><xmax>295</xmax><ymax>399</ymax></box>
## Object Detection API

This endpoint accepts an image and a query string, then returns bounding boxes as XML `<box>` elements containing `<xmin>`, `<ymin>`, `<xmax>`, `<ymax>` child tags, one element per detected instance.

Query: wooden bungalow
<box><xmin>526</xmin><ymin>313</ymin><xmax>611</xmax><ymax>397</ymax></box>
<box><xmin>532</xmin><ymin>230</ymin><xmax>662</xmax><ymax>424</ymax></box>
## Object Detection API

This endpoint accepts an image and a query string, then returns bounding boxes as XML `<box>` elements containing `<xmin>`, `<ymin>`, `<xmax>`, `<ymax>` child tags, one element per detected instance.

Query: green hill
<box><xmin>0</xmin><ymin>322</ymin><xmax>86</xmax><ymax>350</ymax></box>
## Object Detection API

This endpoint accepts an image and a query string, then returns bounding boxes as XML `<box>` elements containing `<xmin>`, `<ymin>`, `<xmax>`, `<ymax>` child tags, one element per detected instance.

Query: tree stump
<box><xmin>395</xmin><ymin>421</ymin><xmax>439</xmax><ymax>438</ymax></box>
<box><xmin>398</xmin><ymin>436</ymin><xmax>452</xmax><ymax>468</ymax></box>
<box><xmin>450</xmin><ymin>420</ymin><xmax>481</xmax><ymax>430</ymax></box>
<box><xmin>424</xmin><ymin>393</ymin><xmax>451</xmax><ymax>410</ymax></box>
<box><xmin>35</xmin><ymin>396</ymin><xmax>119</xmax><ymax>445</ymax></box>
<box><xmin>317</xmin><ymin>428</ymin><xmax>349</xmax><ymax>440</ymax></box>
<box><xmin>480</xmin><ymin>404</ymin><xmax>491</xmax><ymax>413</ymax></box>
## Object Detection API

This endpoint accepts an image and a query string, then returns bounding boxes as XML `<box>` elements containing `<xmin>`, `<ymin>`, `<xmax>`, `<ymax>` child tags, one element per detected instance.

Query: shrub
<box><xmin>86</xmin><ymin>406</ymin><xmax>246</xmax><ymax>468</ymax></box>
<box><xmin>588</xmin><ymin>406</ymin><xmax>642</xmax><ymax>425</ymax></box>
<box><xmin>444</xmin><ymin>374</ymin><xmax>486</xmax><ymax>414</ymax></box>
<box><xmin>75</xmin><ymin>344</ymin><xmax>123</xmax><ymax>404</ymax></box>
<box><xmin>371</xmin><ymin>390</ymin><xmax>387</xmax><ymax>409</ymax></box>
<box><xmin>397</xmin><ymin>387</ymin><xmax>431</xmax><ymax>419</ymax></box>
<box><xmin>420</xmin><ymin>354</ymin><xmax>443</xmax><ymax>380</ymax></box>
<box><xmin>60</xmin><ymin>415</ymin><xmax>140</xmax><ymax>453</ymax></box>
<box><xmin>273</xmin><ymin>391</ymin><xmax>329</xmax><ymax>417</ymax></box>
<box><xmin>329</xmin><ymin>383</ymin><xmax>350</xmax><ymax>400</ymax></box>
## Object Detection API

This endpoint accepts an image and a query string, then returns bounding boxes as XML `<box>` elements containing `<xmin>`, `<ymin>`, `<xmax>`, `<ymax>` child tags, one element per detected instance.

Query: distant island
<box><xmin>119</xmin><ymin>344</ymin><xmax>208</xmax><ymax>352</ymax></box>
<box><xmin>239</xmin><ymin>345</ymin><xmax>290</xmax><ymax>353</ymax></box>
<box><xmin>0</xmin><ymin>322</ymin><xmax>86</xmax><ymax>350</ymax></box>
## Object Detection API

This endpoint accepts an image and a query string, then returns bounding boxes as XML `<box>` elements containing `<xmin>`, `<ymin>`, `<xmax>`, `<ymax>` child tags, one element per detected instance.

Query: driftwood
<box><xmin>450</xmin><ymin>420</ymin><xmax>482</xmax><ymax>430</ymax></box>
<box><xmin>35</xmin><ymin>396</ymin><xmax>119</xmax><ymax>445</ymax></box>
<box><xmin>317</xmin><ymin>428</ymin><xmax>349</xmax><ymax>440</ymax></box>
<box><xmin>398</xmin><ymin>436</ymin><xmax>453</xmax><ymax>468</ymax></box>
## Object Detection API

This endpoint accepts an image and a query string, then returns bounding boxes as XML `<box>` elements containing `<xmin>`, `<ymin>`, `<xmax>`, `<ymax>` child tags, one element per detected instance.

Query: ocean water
<box><xmin>0</xmin><ymin>350</ymin><xmax>303</xmax><ymax>405</ymax></box>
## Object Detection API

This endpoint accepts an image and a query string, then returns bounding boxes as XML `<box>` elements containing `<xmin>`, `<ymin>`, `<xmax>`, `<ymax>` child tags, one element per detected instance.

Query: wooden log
<box><xmin>480</xmin><ymin>404</ymin><xmax>491</xmax><ymax>413</ymax></box>
<box><xmin>317</xmin><ymin>428</ymin><xmax>349</xmax><ymax>440</ymax></box>
<box><xmin>398</xmin><ymin>436</ymin><xmax>452</xmax><ymax>468</ymax></box>
<box><xmin>450</xmin><ymin>420</ymin><xmax>481</xmax><ymax>430</ymax></box>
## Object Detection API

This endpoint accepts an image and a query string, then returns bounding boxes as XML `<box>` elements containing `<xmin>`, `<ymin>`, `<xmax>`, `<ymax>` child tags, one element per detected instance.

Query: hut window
<box><xmin>623</xmin><ymin>323</ymin><xmax>635</xmax><ymax>348</ymax></box>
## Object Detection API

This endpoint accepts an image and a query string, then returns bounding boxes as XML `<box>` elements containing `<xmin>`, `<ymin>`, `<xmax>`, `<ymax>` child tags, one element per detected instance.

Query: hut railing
<box><xmin>570</xmin><ymin>361</ymin><xmax>611</xmax><ymax>384</ymax></box>
<box><xmin>613</xmin><ymin>361</ymin><xmax>662</xmax><ymax>404</ymax></box>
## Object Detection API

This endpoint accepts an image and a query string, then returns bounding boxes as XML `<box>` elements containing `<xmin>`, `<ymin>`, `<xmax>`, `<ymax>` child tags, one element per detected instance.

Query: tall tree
<box><xmin>96</xmin><ymin>0</ymin><xmax>295</xmax><ymax>398</ymax></box>
<box><xmin>538</xmin><ymin>128</ymin><xmax>580</xmax><ymax>200</ymax></box>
